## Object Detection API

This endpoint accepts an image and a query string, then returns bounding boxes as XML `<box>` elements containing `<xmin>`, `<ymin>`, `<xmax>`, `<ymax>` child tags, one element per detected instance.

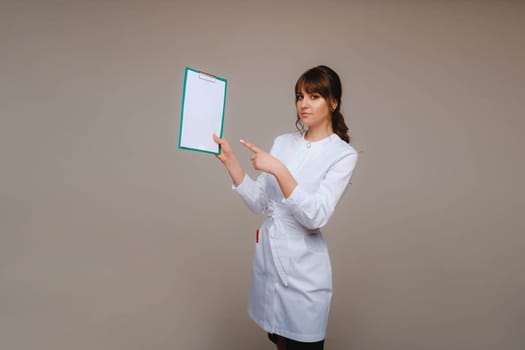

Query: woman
<box><xmin>213</xmin><ymin>65</ymin><xmax>358</xmax><ymax>349</ymax></box>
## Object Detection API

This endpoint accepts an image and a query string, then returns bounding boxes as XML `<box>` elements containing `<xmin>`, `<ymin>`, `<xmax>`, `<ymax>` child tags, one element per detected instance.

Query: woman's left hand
<box><xmin>240</xmin><ymin>139</ymin><xmax>283</xmax><ymax>175</ymax></box>
<box><xmin>240</xmin><ymin>139</ymin><xmax>298</xmax><ymax>198</ymax></box>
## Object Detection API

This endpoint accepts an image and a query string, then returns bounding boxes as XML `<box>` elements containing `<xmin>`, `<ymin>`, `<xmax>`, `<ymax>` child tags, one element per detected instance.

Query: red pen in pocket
<box><xmin>256</xmin><ymin>229</ymin><xmax>260</xmax><ymax>244</ymax></box>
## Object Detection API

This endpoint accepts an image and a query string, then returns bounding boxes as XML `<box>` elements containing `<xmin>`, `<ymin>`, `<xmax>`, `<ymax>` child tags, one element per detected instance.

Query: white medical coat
<box><xmin>233</xmin><ymin>131</ymin><xmax>358</xmax><ymax>342</ymax></box>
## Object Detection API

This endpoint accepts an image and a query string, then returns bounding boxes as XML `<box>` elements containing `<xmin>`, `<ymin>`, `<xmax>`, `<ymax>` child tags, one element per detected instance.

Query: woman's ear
<box><xmin>330</xmin><ymin>99</ymin><xmax>338</xmax><ymax>112</ymax></box>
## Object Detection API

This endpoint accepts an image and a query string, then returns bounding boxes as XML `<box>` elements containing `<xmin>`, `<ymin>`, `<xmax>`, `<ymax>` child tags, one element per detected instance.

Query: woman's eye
<box><xmin>296</xmin><ymin>95</ymin><xmax>303</xmax><ymax>101</ymax></box>
<box><xmin>310</xmin><ymin>94</ymin><xmax>319</xmax><ymax>100</ymax></box>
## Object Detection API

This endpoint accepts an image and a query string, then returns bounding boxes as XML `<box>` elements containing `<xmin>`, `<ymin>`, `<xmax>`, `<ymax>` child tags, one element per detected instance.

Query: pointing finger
<box><xmin>240</xmin><ymin>139</ymin><xmax>261</xmax><ymax>153</ymax></box>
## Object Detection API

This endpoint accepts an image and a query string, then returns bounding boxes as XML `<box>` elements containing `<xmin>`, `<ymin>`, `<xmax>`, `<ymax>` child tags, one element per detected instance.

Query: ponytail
<box><xmin>332</xmin><ymin>110</ymin><xmax>350</xmax><ymax>143</ymax></box>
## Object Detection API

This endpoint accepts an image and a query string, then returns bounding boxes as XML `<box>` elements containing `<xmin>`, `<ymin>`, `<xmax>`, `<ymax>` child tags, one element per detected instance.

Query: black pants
<box><xmin>268</xmin><ymin>333</ymin><xmax>324</xmax><ymax>350</ymax></box>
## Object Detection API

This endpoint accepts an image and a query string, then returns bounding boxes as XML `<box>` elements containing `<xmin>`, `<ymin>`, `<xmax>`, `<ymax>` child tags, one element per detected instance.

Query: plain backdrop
<box><xmin>1</xmin><ymin>1</ymin><xmax>524</xmax><ymax>349</ymax></box>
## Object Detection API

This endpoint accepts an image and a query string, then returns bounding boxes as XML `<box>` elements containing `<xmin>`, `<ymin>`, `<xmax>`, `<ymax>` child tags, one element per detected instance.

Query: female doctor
<box><xmin>213</xmin><ymin>65</ymin><xmax>358</xmax><ymax>350</ymax></box>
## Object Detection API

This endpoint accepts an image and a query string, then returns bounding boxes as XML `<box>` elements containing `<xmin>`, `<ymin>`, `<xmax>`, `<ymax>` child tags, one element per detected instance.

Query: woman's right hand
<box><xmin>213</xmin><ymin>133</ymin><xmax>246</xmax><ymax>186</ymax></box>
<box><xmin>213</xmin><ymin>133</ymin><xmax>235</xmax><ymax>165</ymax></box>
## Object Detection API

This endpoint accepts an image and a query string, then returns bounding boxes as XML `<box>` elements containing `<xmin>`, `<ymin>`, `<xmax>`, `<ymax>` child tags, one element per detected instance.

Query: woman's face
<box><xmin>296</xmin><ymin>88</ymin><xmax>335</xmax><ymax>130</ymax></box>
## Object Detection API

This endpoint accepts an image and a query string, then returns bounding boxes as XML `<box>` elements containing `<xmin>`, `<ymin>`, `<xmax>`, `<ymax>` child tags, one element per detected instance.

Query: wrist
<box><xmin>271</xmin><ymin>162</ymin><xmax>286</xmax><ymax>177</ymax></box>
<box><xmin>223</xmin><ymin>155</ymin><xmax>239</xmax><ymax>167</ymax></box>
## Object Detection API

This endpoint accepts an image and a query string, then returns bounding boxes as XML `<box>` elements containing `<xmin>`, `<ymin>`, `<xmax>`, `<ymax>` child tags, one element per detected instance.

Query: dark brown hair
<box><xmin>294</xmin><ymin>65</ymin><xmax>350</xmax><ymax>143</ymax></box>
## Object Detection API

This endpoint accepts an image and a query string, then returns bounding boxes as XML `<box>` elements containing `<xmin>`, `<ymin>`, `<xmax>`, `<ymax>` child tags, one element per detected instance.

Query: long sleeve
<box><xmin>232</xmin><ymin>137</ymin><xmax>281</xmax><ymax>214</ymax></box>
<box><xmin>282</xmin><ymin>151</ymin><xmax>358</xmax><ymax>230</ymax></box>
<box><xmin>232</xmin><ymin>173</ymin><xmax>269</xmax><ymax>215</ymax></box>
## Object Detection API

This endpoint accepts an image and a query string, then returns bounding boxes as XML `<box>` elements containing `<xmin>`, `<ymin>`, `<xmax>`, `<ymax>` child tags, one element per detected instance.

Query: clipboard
<box><xmin>178</xmin><ymin>67</ymin><xmax>227</xmax><ymax>154</ymax></box>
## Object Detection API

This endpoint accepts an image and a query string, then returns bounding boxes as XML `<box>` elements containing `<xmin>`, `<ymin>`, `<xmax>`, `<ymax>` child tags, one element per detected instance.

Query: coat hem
<box><xmin>248</xmin><ymin>309</ymin><xmax>326</xmax><ymax>343</ymax></box>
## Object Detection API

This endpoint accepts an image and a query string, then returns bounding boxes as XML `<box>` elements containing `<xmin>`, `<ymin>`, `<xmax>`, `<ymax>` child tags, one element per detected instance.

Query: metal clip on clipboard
<box><xmin>198</xmin><ymin>70</ymin><xmax>217</xmax><ymax>83</ymax></box>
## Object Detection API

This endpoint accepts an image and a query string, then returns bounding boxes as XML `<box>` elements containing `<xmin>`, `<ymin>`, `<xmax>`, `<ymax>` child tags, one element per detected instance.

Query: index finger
<box><xmin>240</xmin><ymin>139</ymin><xmax>261</xmax><ymax>153</ymax></box>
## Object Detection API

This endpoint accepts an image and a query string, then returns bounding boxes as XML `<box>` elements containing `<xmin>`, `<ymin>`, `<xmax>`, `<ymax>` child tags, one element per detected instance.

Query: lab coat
<box><xmin>233</xmin><ymin>131</ymin><xmax>358</xmax><ymax>342</ymax></box>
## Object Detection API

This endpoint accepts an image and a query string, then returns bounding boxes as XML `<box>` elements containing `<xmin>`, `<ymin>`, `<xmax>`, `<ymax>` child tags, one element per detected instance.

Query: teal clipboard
<box><xmin>178</xmin><ymin>67</ymin><xmax>227</xmax><ymax>154</ymax></box>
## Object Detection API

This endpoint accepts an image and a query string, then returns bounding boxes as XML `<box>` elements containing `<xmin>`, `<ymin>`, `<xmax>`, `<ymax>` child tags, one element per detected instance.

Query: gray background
<box><xmin>1</xmin><ymin>1</ymin><xmax>524</xmax><ymax>349</ymax></box>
